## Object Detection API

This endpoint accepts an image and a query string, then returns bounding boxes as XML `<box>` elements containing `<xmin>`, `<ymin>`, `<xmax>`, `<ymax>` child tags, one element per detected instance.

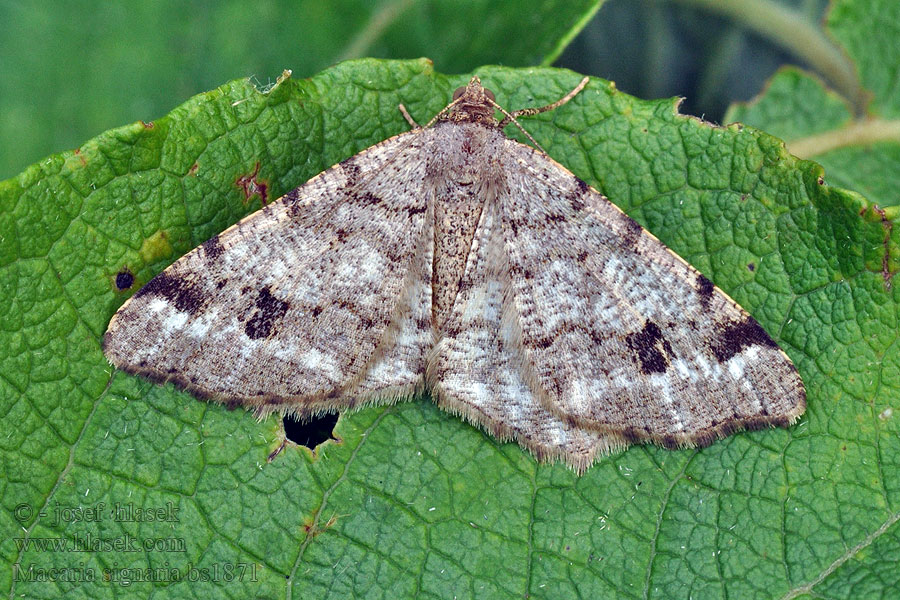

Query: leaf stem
<box><xmin>670</xmin><ymin>0</ymin><xmax>865</xmax><ymax>115</ymax></box>
<box><xmin>786</xmin><ymin>118</ymin><xmax>900</xmax><ymax>158</ymax></box>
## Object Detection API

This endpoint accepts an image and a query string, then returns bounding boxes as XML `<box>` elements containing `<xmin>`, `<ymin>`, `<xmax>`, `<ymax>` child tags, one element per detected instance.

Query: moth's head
<box><xmin>442</xmin><ymin>76</ymin><xmax>497</xmax><ymax>125</ymax></box>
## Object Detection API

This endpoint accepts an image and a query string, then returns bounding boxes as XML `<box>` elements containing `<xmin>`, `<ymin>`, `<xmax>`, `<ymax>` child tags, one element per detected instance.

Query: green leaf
<box><xmin>828</xmin><ymin>0</ymin><xmax>900</xmax><ymax>118</ymax></box>
<box><xmin>0</xmin><ymin>0</ymin><xmax>602</xmax><ymax>180</ymax></box>
<box><xmin>725</xmin><ymin>1</ymin><xmax>900</xmax><ymax>212</ymax></box>
<box><xmin>3</xmin><ymin>55</ymin><xmax>898</xmax><ymax>599</ymax></box>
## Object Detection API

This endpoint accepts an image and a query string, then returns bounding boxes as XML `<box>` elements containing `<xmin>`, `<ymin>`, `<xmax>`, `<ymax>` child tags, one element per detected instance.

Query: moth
<box><xmin>104</xmin><ymin>74</ymin><xmax>806</xmax><ymax>472</ymax></box>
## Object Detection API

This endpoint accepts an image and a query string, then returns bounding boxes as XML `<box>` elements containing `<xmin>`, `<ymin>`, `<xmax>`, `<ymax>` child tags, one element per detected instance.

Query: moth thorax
<box><xmin>443</xmin><ymin>82</ymin><xmax>497</xmax><ymax>125</ymax></box>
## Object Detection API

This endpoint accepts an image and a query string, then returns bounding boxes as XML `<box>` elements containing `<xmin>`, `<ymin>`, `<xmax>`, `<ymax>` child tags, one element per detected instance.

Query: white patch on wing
<box><xmin>162</xmin><ymin>310</ymin><xmax>189</xmax><ymax>333</ymax></box>
<box><xmin>672</xmin><ymin>358</ymin><xmax>697</xmax><ymax>382</ymax></box>
<box><xmin>148</xmin><ymin>297</ymin><xmax>169</xmax><ymax>314</ymax></box>
<box><xmin>300</xmin><ymin>348</ymin><xmax>340</xmax><ymax>380</ymax></box>
<box><xmin>727</xmin><ymin>354</ymin><xmax>746</xmax><ymax>379</ymax></box>
<box><xmin>649</xmin><ymin>373</ymin><xmax>684</xmax><ymax>432</ymax></box>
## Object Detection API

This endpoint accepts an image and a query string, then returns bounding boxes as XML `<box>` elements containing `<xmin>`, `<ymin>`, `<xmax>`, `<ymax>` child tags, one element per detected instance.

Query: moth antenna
<box><xmin>423</xmin><ymin>94</ymin><xmax>467</xmax><ymax>128</ymax></box>
<box><xmin>497</xmin><ymin>76</ymin><xmax>589</xmax><ymax>129</ymax></box>
<box><xmin>487</xmin><ymin>99</ymin><xmax>548</xmax><ymax>153</ymax></box>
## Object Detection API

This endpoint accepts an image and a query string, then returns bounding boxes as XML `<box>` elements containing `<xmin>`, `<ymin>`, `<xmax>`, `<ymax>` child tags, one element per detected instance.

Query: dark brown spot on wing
<box><xmin>696</xmin><ymin>274</ymin><xmax>715</xmax><ymax>309</ymax></box>
<box><xmin>709</xmin><ymin>317</ymin><xmax>778</xmax><ymax>362</ymax></box>
<box><xmin>201</xmin><ymin>236</ymin><xmax>225</xmax><ymax>261</ymax></box>
<box><xmin>544</xmin><ymin>212</ymin><xmax>566</xmax><ymax>225</ymax></box>
<box><xmin>626</xmin><ymin>321</ymin><xmax>673</xmax><ymax>374</ymax></box>
<box><xmin>621</xmin><ymin>427</ymin><xmax>645</xmax><ymax>445</ymax></box>
<box><xmin>406</xmin><ymin>205</ymin><xmax>427</xmax><ymax>218</ymax></box>
<box><xmin>339</xmin><ymin>158</ymin><xmax>361</xmax><ymax>189</ymax></box>
<box><xmin>284</xmin><ymin>188</ymin><xmax>306</xmax><ymax>219</ymax></box>
<box><xmin>621</xmin><ymin>216</ymin><xmax>643</xmax><ymax>248</ymax></box>
<box><xmin>245</xmin><ymin>286</ymin><xmax>290</xmax><ymax>339</ymax></box>
<box><xmin>354</xmin><ymin>191</ymin><xmax>382</xmax><ymax>206</ymax></box>
<box><xmin>659</xmin><ymin>434</ymin><xmax>679</xmax><ymax>449</ymax></box>
<box><xmin>527</xmin><ymin>334</ymin><xmax>554</xmax><ymax>350</ymax></box>
<box><xmin>569</xmin><ymin>189</ymin><xmax>586</xmax><ymax>212</ymax></box>
<box><xmin>135</xmin><ymin>272</ymin><xmax>206</xmax><ymax>314</ymax></box>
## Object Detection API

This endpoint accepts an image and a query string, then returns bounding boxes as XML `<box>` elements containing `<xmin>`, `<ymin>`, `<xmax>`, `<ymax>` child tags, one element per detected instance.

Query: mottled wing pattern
<box><xmin>104</xmin><ymin>130</ymin><xmax>434</xmax><ymax>415</ymax></box>
<box><xmin>429</xmin><ymin>197</ymin><xmax>624</xmax><ymax>471</ymax></box>
<box><xmin>343</xmin><ymin>205</ymin><xmax>434</xmax><ymax>406</ymax></box>
<box><xmin>497</xmin><ymin>141</ymin><xmax>806</xmax><ymax>448</ymax></box>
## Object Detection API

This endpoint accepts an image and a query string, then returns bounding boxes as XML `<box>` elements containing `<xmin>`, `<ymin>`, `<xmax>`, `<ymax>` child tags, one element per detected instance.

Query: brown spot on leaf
<box><xmin>872</xmin><ymin>205</ymin><xmax>894</xmax><ymax>290</ymax></box>
<box><xmin>235</xmin><ymin>161</ymin><xmax>269</xmax><ymax>207</ymax></box>
<box><xmin>135</xmin><ymin>272</ymin><xmax>206</xmax><ymax>314</ymax></box>
<box><xmin>141</xmin><ymin>121</ymin><xmax>154</xmax><ymax>129</ymax></box>
<box><xmin>302</xmin><ymin>511</ymin><xmax>341</xmax><ymax>539</ymax></box>
<box><xmin>245</xmin><ymin>286</ymin><xmax>290</xmax><ymax>339</ymax></box>
<box><xmin>709</xmin><ymin>317</ymin><xmax>778</xmax><ymax>362</ymax></box>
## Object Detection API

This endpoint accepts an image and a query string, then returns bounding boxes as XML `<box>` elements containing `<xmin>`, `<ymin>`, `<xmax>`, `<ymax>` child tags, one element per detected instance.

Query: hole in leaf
<box><xmin>283</xmin><ymin>412</ymin><xmax>338</xmax><ymax>450</ymax></box>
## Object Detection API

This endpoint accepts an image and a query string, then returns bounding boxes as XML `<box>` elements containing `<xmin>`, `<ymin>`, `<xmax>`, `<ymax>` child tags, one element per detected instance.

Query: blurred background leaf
<box><xmin>0</xmin><ymin>0</ymin><xmax>601</xmax><ymax>179</ymax></box>
<box><xmin>0</xmin><ymin>0</ymin><xmax>854</xmax><ymax>180</ymax></box>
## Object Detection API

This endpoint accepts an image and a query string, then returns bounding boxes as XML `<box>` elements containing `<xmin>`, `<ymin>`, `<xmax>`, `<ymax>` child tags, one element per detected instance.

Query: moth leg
<box><xmin>398</xmin><ymin>103</ymin><xmax>420</xmax><ymax>129</ymax></box>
